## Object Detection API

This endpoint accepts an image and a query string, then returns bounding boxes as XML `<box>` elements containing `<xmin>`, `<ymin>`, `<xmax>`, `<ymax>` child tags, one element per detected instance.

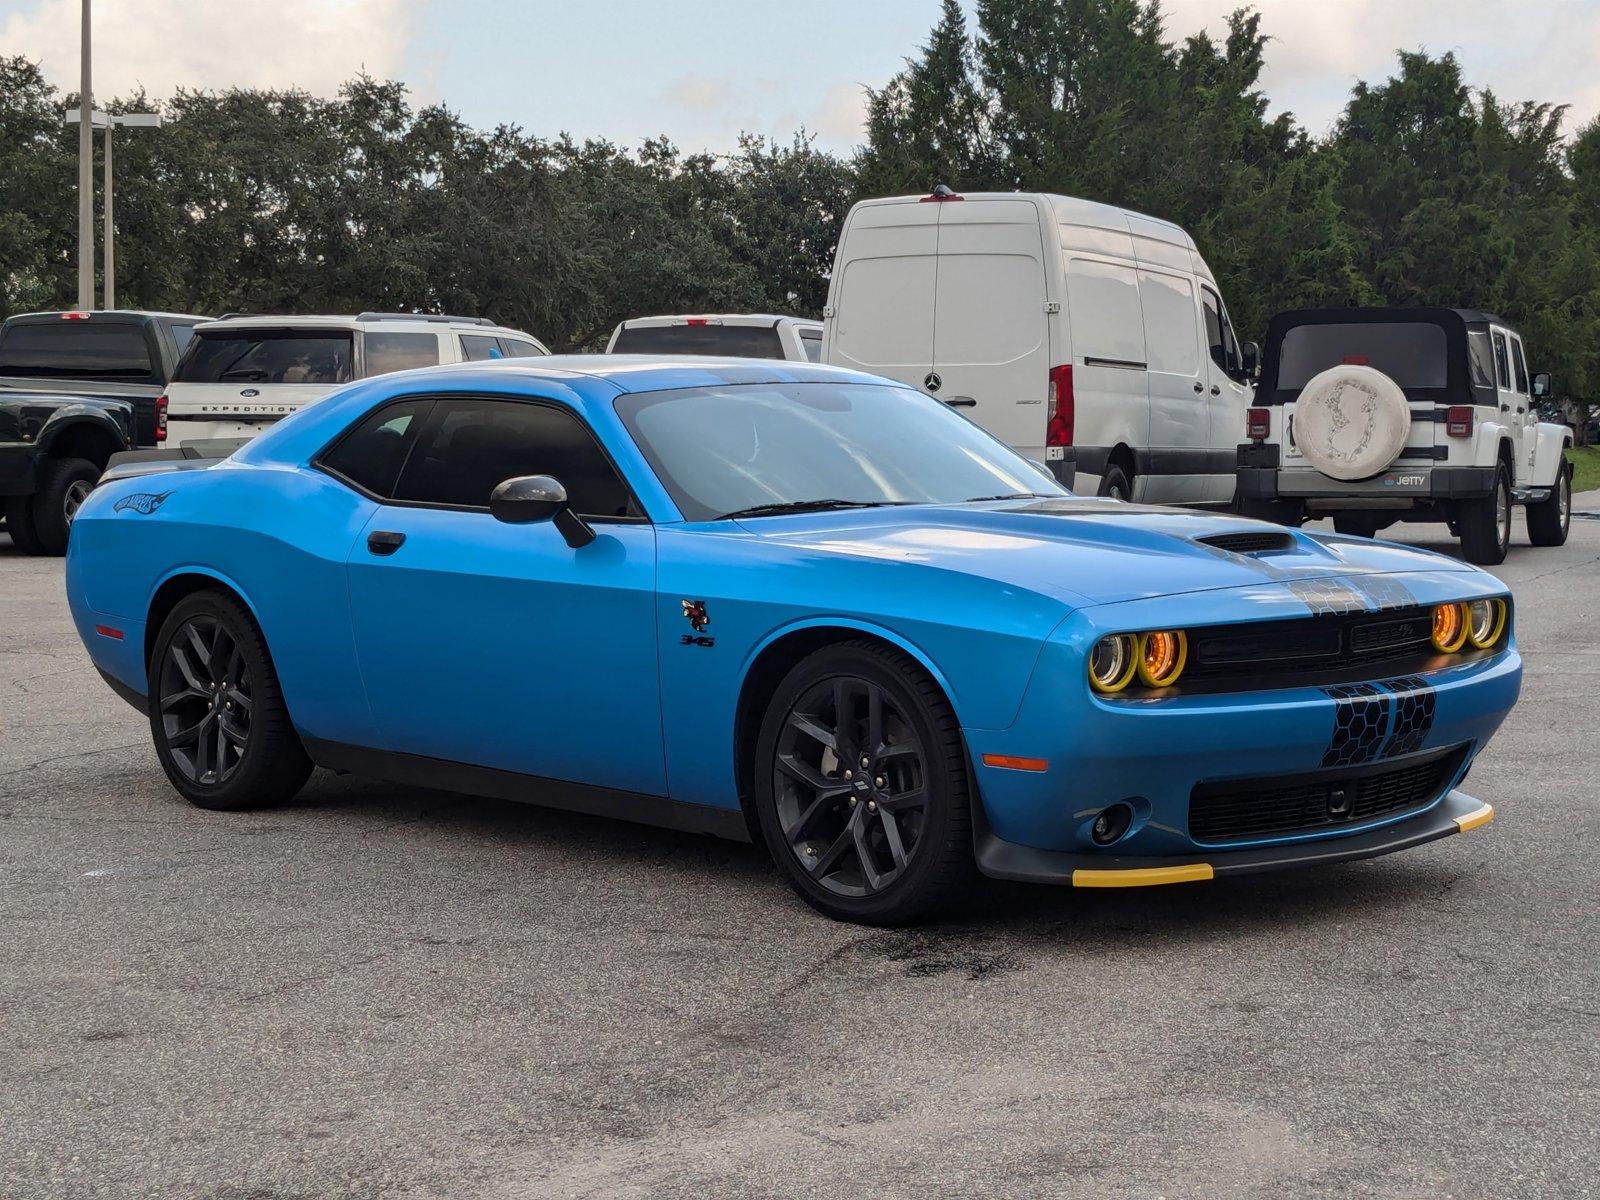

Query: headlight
<box><xmin>1431</xmin><ymin>602</ymin><xmax>1468</xmax><ymax>652</ymax></box>
<box><xmin>1137</xmin><ymin>630</ymin><xmax>1187</xmax><ymax>687</ymax></box>
<box><xmin>1088</xmin><ymin>634</ymin><xmax>1138</xmax><ymax>694</ymax></box>
<box><xmin>1466</xmin><ymin>597</ymin><xmax>1507</xmax><ymax>649</ymax></box>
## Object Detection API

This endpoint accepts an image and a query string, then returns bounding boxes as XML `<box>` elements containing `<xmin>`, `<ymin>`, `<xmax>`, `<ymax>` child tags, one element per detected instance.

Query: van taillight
<box><xmin>1046</xmin><ymin>365</ymin><xmax>1074</xmax><ymax>447</ymax></box>
<box><xmin>1446</xmin><ymin>406</ymin><xmax>1473</xmax><ymax>437</ymax></box>
<box><xmin>155</xmin><ymin>393</ymin><xmax>168</xmax><ymax>443</ymax></box>
<box><xmin>1247</xmin><ymin>407</ymin><xmax>1270</xmax><ymax>440</ymax></box>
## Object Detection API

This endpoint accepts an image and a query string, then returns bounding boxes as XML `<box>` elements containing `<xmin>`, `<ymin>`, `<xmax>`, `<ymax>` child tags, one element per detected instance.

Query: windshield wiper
<box><xmin>962</xmin><ymin>491</ymin><xmax>1058</xmax><ymax>503</ymax></box>
<box><xmin>717</xmin><ymin>499</ymin><xmax>910</xmax><ymax>521</ymax></box>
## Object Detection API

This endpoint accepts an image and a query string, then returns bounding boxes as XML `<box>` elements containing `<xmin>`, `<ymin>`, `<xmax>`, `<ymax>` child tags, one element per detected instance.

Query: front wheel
<box><xmin>149</xmin><ymin>590</ymin><xmax>312</xmax><ymax>810</ymax></box>
<box><xmin>1526</xmin><ymin>461</ymin><xmax>1571</xmax><ymax>546</ymax></box>
<box><xmin>753</xmin><ymin>641</ymin><xmax>977</xmax><ymax>925</ymax></box>
<box><xmin>1458</xmin><ymin>464</ymin><xmax>1512</xmax><ymax>565</ymax></box>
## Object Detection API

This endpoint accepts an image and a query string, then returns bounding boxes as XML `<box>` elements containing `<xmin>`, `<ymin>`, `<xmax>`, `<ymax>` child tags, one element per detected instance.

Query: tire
<box><xmin>1458</xmin><ymin>463</ymin><xmax>1512</xmax><ymax>566</ymax></box>
<box><xmin>752</xmin><ymin>640</ymin><xmax>977</xmax><ymax>925</ymax></box>
<box><xmin>1098</xmin><ymin>464</ymin><xmax>1132</xmax><ymax>502</ymax></box>
<box><xmin>31</xmin><ymin>456</ymin><xmax>100</xmax><ymax>555</ymax></box>
<box><xmin>1333</xmin><ymin>513</ymin><xmax>1385</xmax><ymax>537</ymax></box>
<box><xmin>148</xmin><ymin>590</ymin><xmax>312</xmax><ymax>811</ymax></box>
<box><xmin>3</xmin><ymin>494</ymin><xmax>45</xmax><ymax>555</ymax></box>
<box><xmin>1294</xmin><ymin>364</ymin><xmax>1411</xmax><ymax>479</ymax></box>
<box><xmin>1526</xmin><ymin>461</ymin><xmax>1572</xmax><ymax>547</ymax></box>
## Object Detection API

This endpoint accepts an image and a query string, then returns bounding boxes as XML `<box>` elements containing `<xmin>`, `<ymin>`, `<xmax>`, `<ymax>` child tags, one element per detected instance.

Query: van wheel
<box><xmin>1526</xmin><ymin>461</ymin><xmax>1571</xmax><ymax>546</ymax></box>
<box><xmin>32</xmin><ymin>457</ymin><xmax>100</xmax><ymax>555</ymax></box>
<box><xmin>3</xmin><ymin>495</ymin><xmax>45</xmax><ymax>555</ymax></box>
<box><xmin>1099</xmin><ymin>464</ymin><xmax>1132</xmax><ymax>502</ymax></box>
<box><xmin>1458</xmin><ymin>463</ymin><xmax>1511</xmax><ymax>565</ymax></box>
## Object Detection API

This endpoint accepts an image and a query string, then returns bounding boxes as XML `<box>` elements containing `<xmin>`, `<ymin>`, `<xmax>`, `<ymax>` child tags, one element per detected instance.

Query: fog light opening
<box><xmin>1091</xmin><ymin>803</ymin><xmax>1134</xmax><ymax>846</ymax></box>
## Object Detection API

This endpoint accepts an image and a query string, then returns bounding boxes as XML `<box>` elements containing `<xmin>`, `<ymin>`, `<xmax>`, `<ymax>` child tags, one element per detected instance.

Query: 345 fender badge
<box><xmin>112</xmin><ymin>491</ymin><xmax>172</xmax><ymax>515</ymax></box>
<box><xmin>680</xmin><ymin>599</ymin><xmax>714</xmax><ymax>647</ymax></box>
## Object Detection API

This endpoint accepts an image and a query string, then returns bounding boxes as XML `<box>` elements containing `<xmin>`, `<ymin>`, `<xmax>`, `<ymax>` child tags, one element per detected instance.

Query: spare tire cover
<box><xmin>1293</xmin><ymin>364</ymin><xmax>1411</xmax><ymax>481</ymax></box>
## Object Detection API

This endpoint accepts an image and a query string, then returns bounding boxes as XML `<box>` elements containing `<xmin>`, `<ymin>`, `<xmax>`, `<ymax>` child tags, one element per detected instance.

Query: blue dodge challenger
<box><xmin>66</xmin><ymin>358</ymin><xmax>1519</xmax><ymax>923</ymax></box>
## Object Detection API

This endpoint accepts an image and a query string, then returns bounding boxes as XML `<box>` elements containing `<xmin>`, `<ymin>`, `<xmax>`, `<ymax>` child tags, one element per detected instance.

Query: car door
<box><xmin>336</xmin><ymin>394</ymin><xmax>666</xmax><ymax>796</ymax></box>
<box><xmin>1200</xmin><ymin>286</ymin><xmax>1249</xmax><ymax>502</ymax></box>
<box><xmin>1138</xmin><ymin>268</ymin><xmax>1205</xmax><ymax>503</ymax></box>
<box><xmin>1509</xmin><ymin>334</ymin><xmax>1537</xmax><ymax>481</ymax></box>
<box><xmin>1489</xmin><ymin>328</ymin><xmax>1525</xmax><ymax>482</ymax></box>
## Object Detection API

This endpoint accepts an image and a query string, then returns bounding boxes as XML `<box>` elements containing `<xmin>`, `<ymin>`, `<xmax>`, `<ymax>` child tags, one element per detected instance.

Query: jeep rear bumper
<box><xmin>1238</xmin><ymin>464</ymin><xmax>1497</xmax><ymax>502</ymax></box>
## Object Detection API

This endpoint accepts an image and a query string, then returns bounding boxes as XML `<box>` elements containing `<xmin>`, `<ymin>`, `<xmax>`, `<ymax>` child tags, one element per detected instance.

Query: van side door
<box><xmin>1137</xmin><ymin>269</ymin><xmax>1206</xmax><ymax>504</ymax></box>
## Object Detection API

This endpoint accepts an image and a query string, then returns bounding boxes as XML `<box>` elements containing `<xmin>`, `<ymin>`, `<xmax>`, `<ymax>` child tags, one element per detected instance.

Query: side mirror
<box><xmin>1240</xmin><ymin>341</ymin><xmax>1260</xmax><ymax>380</ymax></box>
<box><xmin>489</xmin><ymin>474</ymin><xmax>596</xmax><ymax>548</ymax></box>
<box><xmin>1533</xmin><ymin>371</ymin><xmax>1551</xmax><ymax>398</ymax></box>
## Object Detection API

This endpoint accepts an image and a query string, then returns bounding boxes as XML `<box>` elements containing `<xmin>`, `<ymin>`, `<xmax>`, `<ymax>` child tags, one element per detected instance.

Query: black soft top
<box><xmin>1260</xmin><ymin>307</ymin><xmax>1515</xmax><ymax>407</ymax></box>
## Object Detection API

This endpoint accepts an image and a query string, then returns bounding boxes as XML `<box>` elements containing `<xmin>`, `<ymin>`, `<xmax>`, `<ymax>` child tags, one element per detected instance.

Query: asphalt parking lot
<box><xmin>3</xmin><ymin>508</ymin><xmax>1597</xmax><ymax>1200</ymax></box>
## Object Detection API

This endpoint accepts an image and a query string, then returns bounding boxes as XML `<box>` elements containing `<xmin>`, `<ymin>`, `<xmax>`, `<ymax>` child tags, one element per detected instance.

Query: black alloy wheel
<box><xmin>157</xmin><ymin>614</ymin><xmax>253</xmax><ymax>786</ymax></box>
<box><xmin>754</xmin><ymin>641</ymin><xmax>977</xmax><ymax>924</ymax></box>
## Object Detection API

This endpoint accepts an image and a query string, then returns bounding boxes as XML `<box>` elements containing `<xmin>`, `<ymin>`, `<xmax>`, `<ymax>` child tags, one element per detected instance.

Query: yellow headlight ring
<box><xmin>1466</xmin><ymin>598</ymin><xmax>1508</xmax><ymax>649</ymax></box>
<box><xmin>1136</xmin><ymin>630</ymin><xmax>1188</xmax><ymax>688</ymax></box>
<box><xmin>1431</xmin><ymin>602</ymin><xmax>1469</xmax><ymax>653</ymax></box>
<box><xmin>1088</xmin><ymin>634</ymin><xmax>1140</xmax><ymax>694</ymax></box>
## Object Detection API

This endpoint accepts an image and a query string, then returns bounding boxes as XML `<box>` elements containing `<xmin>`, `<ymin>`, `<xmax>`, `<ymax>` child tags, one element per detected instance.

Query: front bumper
<box><xmin>977</xmin><ymin>788</ymin><xmax>1493</xmax><ymax>886</ymax></box>
<box><xmin>1238</xmin><ymin>462</ymin><xmax>1497</xmax><ymax>502</ymax></box>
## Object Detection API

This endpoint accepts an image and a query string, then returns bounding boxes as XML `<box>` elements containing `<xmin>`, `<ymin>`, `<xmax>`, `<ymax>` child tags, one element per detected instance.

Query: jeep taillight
<box><xmin>1247</xmin><ymin>408</ymin><xmax>1270</xmax><ymax>440</ymax></box>
<box><xmin>1446</xmin><ymin>406</ymin><xmax>1473</xmax><ymax>437</ymax></box>
<box><xmin>155</xmin><ymin>393</ymin><xmax>168</xmax><ymax>443</ymax></box>
<box><xmin>1046</xmin><ymin>365</ymin><xmax>1074</xmax><ymax>447</ymax></box>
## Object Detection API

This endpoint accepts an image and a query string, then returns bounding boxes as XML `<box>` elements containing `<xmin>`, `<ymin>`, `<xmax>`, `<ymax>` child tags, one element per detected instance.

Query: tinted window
<box><xmin>799</xmin><ymin>331</ymin><xmax>822</xmax><ymax>362</ymax></box>
<box><xmin>364</xmin><ymin>332</ymin><xmax>440</xmax><ymax>376</ymax></box>
<box><xmin>1511</xmin><ymin>338</ymin><xmax>1530</xmax><ymax>394</ymax></box>
<box><xmin>394</xmin><ymin>399</ymin><xmax>635</xmax><ymax>517</ymax></box>
<box><xmin>171</xmin><ymin>323</ymin><xmax>199</xmax><ymax>355</ymax></box>
<box><xmin>1278</xmin><ymin>323</ymin><xmax>1448</xmax><ymax>390</ymax></box>
<box><xmin>319</xmin><ymin>399</ymin><xmax>433</xmax><ymax>497</ymax></box>
<box><xmin>1200</xmin><ymin>288</ymin><xmax>1236</xmax><ymax>372</ymax></box>
<box><xmin>176</xmin><ymin>330</ymin><xmax>353</xmax><ymax>384</ymax></box>
<box><xmin>498</xmin><ymin>337</ymin><xmax>546</xmax><ymax>358</ymax></box>
<box><xmin>0</xmin><ymin>321</ymin><xmax>155</xmax><ymax>381</ymax></box>
<box><xmin>459</xmin><ymin>334</ymin><xmax>503</xmax><ymax>362</ymax></box>
<box><xmin>1492</xmin><ymin>332</ymin><xmax>1511</xmax><ymax>389</ymax></box>
<box><xmin>611</xmin><ymin>323</ymin><xmax>785</xmax><ymax>359</ymax></box>
<box><xmin>1467</xmin><ymin>330</ymin><xmax>1496</xmax><ymax>391</ymax></box>
<box><xmin>615</xmin><ymin>382</ymin><xmax>1067</xmax><ymax>522</ymax></box>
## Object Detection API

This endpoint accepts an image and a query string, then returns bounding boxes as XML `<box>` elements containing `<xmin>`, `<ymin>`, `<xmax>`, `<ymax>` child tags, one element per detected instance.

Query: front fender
<box><xmin>1531</xmin><ymin>421</ymin><xmax>1573</xmax><ymax>486</ymax></box>
<box><xmin>36</xmin><ymin>403</ymin><xmax>130</xmax><ymax>457</ymax></box>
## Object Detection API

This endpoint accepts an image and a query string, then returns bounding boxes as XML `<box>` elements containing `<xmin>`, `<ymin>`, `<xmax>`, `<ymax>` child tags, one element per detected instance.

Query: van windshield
<box><xmin>175</xmin><ymin>329</ymin><xmax>353</xmax><ymax>385</ymax></box>
<box><xmin>611</xmin><ymin>323</ymin><xmax>785</xmax><ymax>359</ymax></box>
<box><xmin>1278</xmin><ymin>323</ymin><xmax>1448</xmax><ymax>391</ymax></box>
<box><xmin>615</xmin><ymin>382</ymin><xmax>1066</xmax><ymax>521</ymax></box>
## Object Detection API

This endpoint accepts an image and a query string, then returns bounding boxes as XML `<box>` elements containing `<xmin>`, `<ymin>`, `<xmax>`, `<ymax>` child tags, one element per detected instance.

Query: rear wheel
<box><xmin>1458</xmin><ymin>463</ymin><xmax>1512</xmax><ymax>565</ymax></box>
<box><xmin>1526</xmin><ymin>461</ymin><xmax>1571</xmax><ymax>547</ymax></box>
<box><xmin>2</xmin><ymin>494</ymin><xmax>44</xmax><ymax>554</ymax></box>
<box><xmin>149</xmin><ymin>590</ymin><xmax>312</xmax><ymax>811</ymax></box>
<box><xmin>1099</xmin><ymin>464</ymin><xmax>1132</xmax><ymax>503</ymax></box>
<box><xmin>753</xmin><ymin>641</ymin><xmax>976</xmax><ymax>925</ymax></box>
<box><xmin>31</xmin><ymin>456</ymin><xmax>100</xmax><ymax>555</ymax></box>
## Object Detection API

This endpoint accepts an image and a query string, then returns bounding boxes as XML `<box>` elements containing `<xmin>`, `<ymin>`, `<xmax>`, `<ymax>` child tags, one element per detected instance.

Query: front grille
<box><xmin>1197</xmin><ymin>530</ymin><xmax>1296</xmax><ymax>555</ymax></box>
<box><xmin>1188</xmin><ymin>745</ymin><xmax>1467</xmax><ymax>845</ymax></box>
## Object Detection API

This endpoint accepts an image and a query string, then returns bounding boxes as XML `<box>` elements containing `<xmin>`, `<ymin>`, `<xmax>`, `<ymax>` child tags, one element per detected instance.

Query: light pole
<box><xmin>76</xmin><ymin>0</ymin><xmax>91</xmax><ymax>311</ymax></box>
<box><xmin>65</xmin><ymin>108</ymin><xmax>162</xmax><ymax>311</ymax></box>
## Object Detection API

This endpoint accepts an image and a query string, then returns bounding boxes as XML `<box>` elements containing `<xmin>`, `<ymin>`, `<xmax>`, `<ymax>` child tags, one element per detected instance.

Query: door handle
<box><xmin>944</xmin><ymin>396</ymin><xmax>977</xmax><ymax>408</ymax></box>
<box><xmin>367</xmin><ymin>530</ymin><xmax>406</xmax><ymax>556</ymax></box>
<box><xmin>1210</xmin><ymin>385</ymin><xmax>1221</xmax><ymax>396</ymax></box>
<box><xmin>1192</xmin><ymin>382</ymin><xmax>1204</xmax><ymax>393</ymax></box>
<box><xmin>1501</xmin><ymin>404</ymin><xmax>1510</xmax><ymax>412</ymax></box>
<box><xmin>1516</xmin><ymin>407</ymin><xmax>1526</xmax><ymax>415</ymax></box>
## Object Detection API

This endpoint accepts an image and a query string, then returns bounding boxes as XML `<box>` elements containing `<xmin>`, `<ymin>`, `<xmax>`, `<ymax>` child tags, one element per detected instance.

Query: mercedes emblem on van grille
<box><xmin>924</xmin><ymin>372</ymin><xmax>942</xmax><ymax>393</ymax></box>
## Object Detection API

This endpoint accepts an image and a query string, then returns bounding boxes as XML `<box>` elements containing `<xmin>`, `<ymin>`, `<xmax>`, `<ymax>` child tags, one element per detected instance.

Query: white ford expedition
<box><xmin>162</xmin><ymin>312</ymin><xmax>550</xmax><ymax>449</ymax></box>
<box><xmin>1237</xmin><ymin>307</ymin><xmax>1572</xmax><ymax>564</ymax></box>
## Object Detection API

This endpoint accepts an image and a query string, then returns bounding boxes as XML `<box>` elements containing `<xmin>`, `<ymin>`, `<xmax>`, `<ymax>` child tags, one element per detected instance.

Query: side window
<box><xmin>459</xmin><ymin>334</ymin><xmax>503</xmax><ymax>362</ymax></box>
<box><xmin>1467</xmin><ymin>330</ymin><xmax>1497</xmax><ymax>392</ymax></box>
<box><xmin>1510</xmin><ymin>338</ymin><xmax>1530</xmax><ymax>394</ymax></box>
<box><xmin>1492</xmin><ymin>331</ymin><xmax>1511</xmax><ymax>389</ymax></box>
<box><xmin>318</xmin><ymin>398</ymin><xmax>433</xmax><ymax>498</ymax></box>
<box><xmin>798</xmin><ymin>331</ymin><xmax>823</xmax><ymax>363</ymax></box>
<box><xmin>1201</xmin><ymin>288</ymin><xmax>1226</xmax><ymax>370</ymax></box>
<box><xmin>497</xmin><ymin>337</ymin><xmax>547</xmax><ymax>359</ymax></box>
<box><xmin>364</xmin><ymin>332</ymin><xmax>441</xmax><ymax>377</ymax></box>
<box><xmin>393</xmin><ymin>398</ymin><xmax>636</xmax><ymax>518</ymax></box>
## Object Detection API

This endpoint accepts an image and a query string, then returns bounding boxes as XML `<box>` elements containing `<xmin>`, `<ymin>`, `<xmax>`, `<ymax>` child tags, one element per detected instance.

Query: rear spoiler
<box><xmin>101</xmin><ymin>439</ymin><xmax>249</xmax><ymax>484</ymax></box>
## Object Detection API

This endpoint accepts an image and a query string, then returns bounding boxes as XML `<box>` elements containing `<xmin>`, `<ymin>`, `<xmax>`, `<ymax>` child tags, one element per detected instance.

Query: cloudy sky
<box><xmin>4</xmin><ymin>0</ymin><xmax>1599</xmax><ymax>151</ymax></box>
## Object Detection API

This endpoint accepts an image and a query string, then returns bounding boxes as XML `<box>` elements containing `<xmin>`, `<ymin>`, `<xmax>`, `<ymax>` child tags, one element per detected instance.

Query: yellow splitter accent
<box><xmin>1453</xmin><ymin>802</ymin><xmax>1494</xmax><ymax>833</ymax></box>
<box><xmin>1072</xmin><ymin>863</ymin><xmax>1214</xmax><ymax>888</ymax></box>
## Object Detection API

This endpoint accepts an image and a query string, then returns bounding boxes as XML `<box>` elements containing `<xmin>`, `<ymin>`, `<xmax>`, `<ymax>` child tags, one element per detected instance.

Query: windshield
<box><xmin>614</xmin><ymin>382</ymin><xmax>1066</xmax><ymax>521</ymax></box>
<box><xmin>0</xmin><ymin>321</ymin><xmax>155</xmax><ymax>381</ymax></box>
<box><xmin>611</xmin><ymin>324</ymin><xmax>785</xmax><ymax>359</ymax></box>
<box><xmin>1278</xmin><ymin>322</ymin><xmax>1448</xmax><ymax>391</ymax></box>
<box><xmin>174</xmin><ymin>329</ymin><xmax>353</xmax><ymax>385</ymax></box>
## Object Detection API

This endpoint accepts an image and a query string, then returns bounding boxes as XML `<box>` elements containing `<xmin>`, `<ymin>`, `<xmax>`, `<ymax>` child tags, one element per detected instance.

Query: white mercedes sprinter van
<box><xmin>822</xmin><ymin>188</ymin><xmax>1256</xmax><ymax>505</ymax></box>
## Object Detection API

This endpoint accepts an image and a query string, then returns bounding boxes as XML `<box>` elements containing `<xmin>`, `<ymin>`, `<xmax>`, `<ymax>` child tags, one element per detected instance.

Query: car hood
<box><xmin>736</xmin><ymin>497</ymin><xmax>1476</xmax><ymax>608</ymax></box>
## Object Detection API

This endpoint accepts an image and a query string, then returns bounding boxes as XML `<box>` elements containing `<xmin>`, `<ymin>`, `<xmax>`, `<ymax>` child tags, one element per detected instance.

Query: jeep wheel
<box><xmin>1526</xmin><ymin>461</ymin><xmax>1571</xmax><ymax>547</ymax></box>
<box><xmin>1458</xmin><ymin>463</ymin><xmax>1512</xmax><ymax>565</ymax></box>
<box><xmin>2</xmin><ymin>495</ymin><xmax>45</xmax><ymax>555</ymax></box>
<box><xmin>31</xmin><ymin>456</ymin><xmax>101</xmax><ymax>555</ymax></box>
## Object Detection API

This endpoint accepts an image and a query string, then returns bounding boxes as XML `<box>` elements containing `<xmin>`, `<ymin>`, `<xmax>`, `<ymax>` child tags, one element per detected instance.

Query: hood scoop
<box><xmin>1195</xmin><ymin>529</ymin><xmax>1296</xmax><ymax>555</ymax></box>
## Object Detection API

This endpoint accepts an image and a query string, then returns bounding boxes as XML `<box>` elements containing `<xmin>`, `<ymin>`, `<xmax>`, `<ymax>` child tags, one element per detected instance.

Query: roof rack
<box><xmin>355</xmin><ymin>311</ymin><xmax>495</xmax><ymax>326</ymax></box>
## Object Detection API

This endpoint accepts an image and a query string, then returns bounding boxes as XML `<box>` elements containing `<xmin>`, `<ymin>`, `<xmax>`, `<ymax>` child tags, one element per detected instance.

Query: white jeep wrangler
<box><xmin>1237</xmin><ymin>307</ymin><xmax>1572</xmax><ymax>565</ymax></box>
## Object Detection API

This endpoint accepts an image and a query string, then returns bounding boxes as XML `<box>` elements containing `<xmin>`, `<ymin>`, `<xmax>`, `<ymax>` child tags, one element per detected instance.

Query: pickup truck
<box><xmin>0</xmin><ymin>310</ymin><xmax>207</xmax><ymax>554</ymax></box>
